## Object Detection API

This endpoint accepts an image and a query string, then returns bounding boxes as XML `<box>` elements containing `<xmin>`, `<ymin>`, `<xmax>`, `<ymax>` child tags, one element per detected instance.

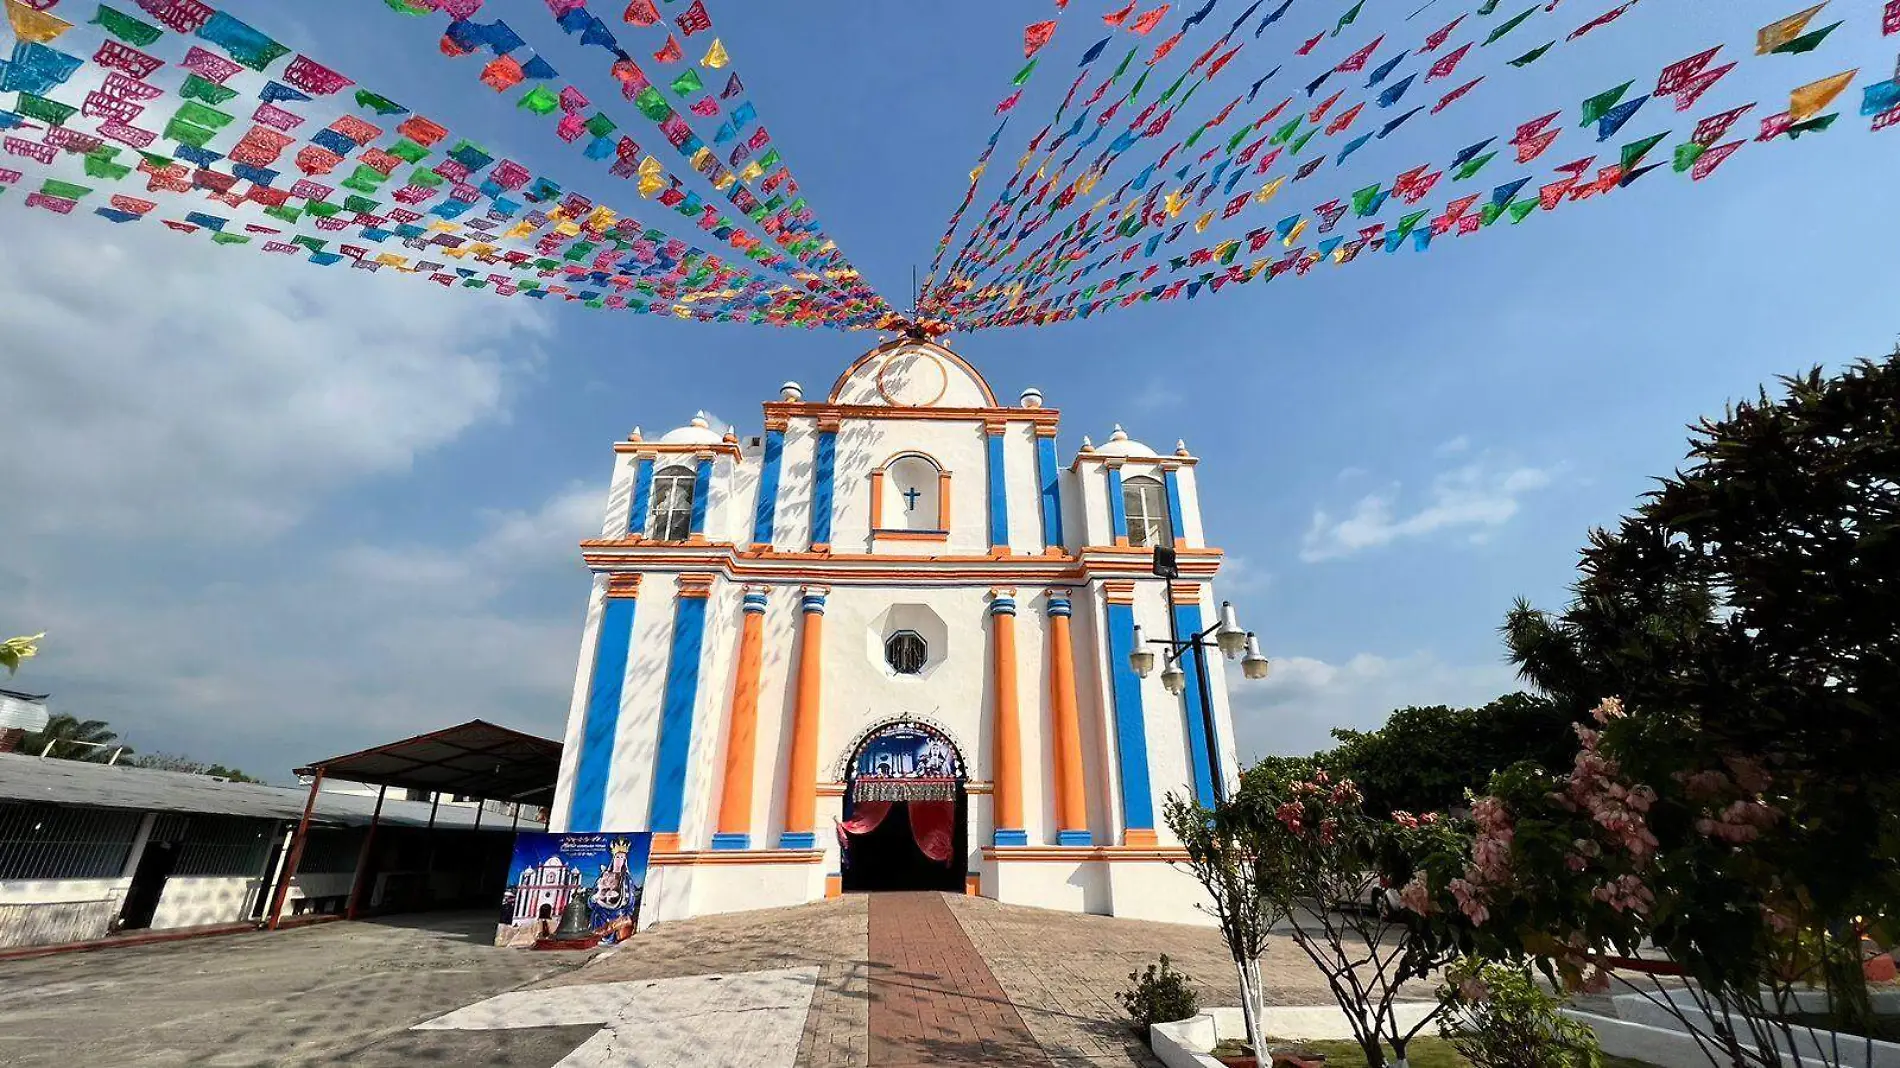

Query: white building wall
<box><xmin>773</xmin><ymin>418</ymin><xmax>819</xmax><ymax>550</ymax></box>
<box><xmin>676</xmin><ymin>576</ymin><xmax>743</xmax><ymax>850</ymax></box>
<box><xmin>599</xmin><ymin>570</ymin><xmax>678</xmax><ymax>830</ymax></box>
<box><xmin>1175</xmin><ymin>464</ymin><xmax>1208</xmax><ymax>548</ymax></box>
<box><xmin>1003</xmin><ymin>422</ymin><xmax>1044</xmax><ymax>553</ymax></box>
<box><xmin>549</xmin><ymin>575</ymin><xmax>607</xmax><ymax>832</ymax></box>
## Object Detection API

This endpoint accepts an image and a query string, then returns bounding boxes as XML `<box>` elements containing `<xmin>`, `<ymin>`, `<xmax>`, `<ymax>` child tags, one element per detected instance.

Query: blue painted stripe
<box><xmin>993</xmin><ymin>828</ymin><xmax>1029</xmax><ymax>846</ymax></box>
<box><xmin>689</xmin><ymin>457</ymin><xmax>712</xmax><ymax>537</ymax></box>
<box><xmin>1103</xmin><ymin>601</ymin><xmax>1156</xmax><ymax>834</ymax></box>
<box><xmin>986</xmin><ymin>429</ymin><xmax>1009</xmax><ymax>548</ymax></box>
<box><xmin>647</xmin><ymin>593</ymin><xmax>710</xmax><ymax>836</ymax></box>
<box><xmin>1172</xmin><ymin>601</ymin><xmax>1219</xmax><ymax>807</ymax></box>
<box><xmin>780</xmin><ymin>831</ymin><xmax>817</xmax><ymax>849</ymax></box>
<box><xmin>628</xmin><ymin>457</ymin><xmax>656</xmax><ymax>536</ymax></box>
<box><xmin>752</xmin><ymin>429</ymin><xmax>784</xmax><ymax>546</ymax></box>
<box><xmin>1163</xmin><ymin>468</ymin><xmax>1186</xmax><ymax>546</ymax></box>
<box><xmin>1106</xmin><ymin>465</ymin><xmax>1128</xmax><ymax>542</ymax></box>
<box><xmin>568</xmin><ymin>595</ymin><xmax>637</xmax><ymax>831</ymax></box>
<box><xmin>1057</xmin><ymin>829</ymin><xmax>1094</xmax><ymax>846</ymax></box>
<box><xmin>710</xmin><ymin>832</ymin><xmax>750</xmax><ymax>850</ymax></box>
<box><xmin>811</xmin><ymin>429</ymin><xmax>837</xmax><ymax>547</ymax></box>
<box><xmin>1036</xmin><ymin>435</ymin><xmax>1064</xmax><ymax>550</ymax></box>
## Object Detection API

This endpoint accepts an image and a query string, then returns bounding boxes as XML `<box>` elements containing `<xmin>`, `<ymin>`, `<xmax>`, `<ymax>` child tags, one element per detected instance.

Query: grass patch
<box><xmin>1242</xmin><ymin>1036</ymin><xmax>1658</xmax><ymax>1067</ymax></box>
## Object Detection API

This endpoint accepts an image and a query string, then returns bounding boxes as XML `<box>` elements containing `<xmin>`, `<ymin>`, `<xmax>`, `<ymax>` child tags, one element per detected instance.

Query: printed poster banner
<box><xmin>496</xmin><ymin>831</ymin><xmax>651</xmax><ymax>949</ymax></box>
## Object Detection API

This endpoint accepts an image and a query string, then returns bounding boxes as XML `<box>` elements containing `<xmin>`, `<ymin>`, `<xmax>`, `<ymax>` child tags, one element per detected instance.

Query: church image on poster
<box><xmin>496</xmin><ymin>832</ymin><xmax>650</xmax><ymax>948</ymax></box>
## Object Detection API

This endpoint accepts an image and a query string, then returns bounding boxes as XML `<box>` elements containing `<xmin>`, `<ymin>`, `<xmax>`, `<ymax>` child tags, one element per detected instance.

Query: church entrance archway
<box><xmin>838</xmin><ymin>721</ymin><xmax>966</xmax><ymax>893</ymax></box>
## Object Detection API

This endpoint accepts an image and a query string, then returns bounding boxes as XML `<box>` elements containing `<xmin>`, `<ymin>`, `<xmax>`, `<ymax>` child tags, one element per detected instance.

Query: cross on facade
<box><xmin>902</xmin><ymin>487</ymin><xmax>923</xmax><ymax>511</ymax></box>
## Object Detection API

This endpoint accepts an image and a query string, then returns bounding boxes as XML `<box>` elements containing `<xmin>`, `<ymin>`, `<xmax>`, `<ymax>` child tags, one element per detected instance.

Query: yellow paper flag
<box><xmin>1284</xmin><ymin>218</ymin><xmax>1308</xmax><ymax>245</ymax></box>
<box><xmin>1247</xmin><ymin>259</ymin><xmax>1270</xmax><ymax>280</ymax></box>
<box><xmin>375</xmin><ymin>253</ymin><xmax>409</xmax><ymax>268</ymax></box>
<box><xmin>585</xmin><ymin>206</ymin><xmax>618</xmax><ymax>232</ymax></box>
<box><xmin>969</xmin><ymin>163</ymin><xmax>987</xmax><ymax>183</ymax></box>
<box><xmin>1789</xmin><ymin>69</ymin><xmax>1856</xmax><ymax>121</ymax></box>
<box><xmin>1757</xmin><ymin>3</ymin><xmax>1827</xmax><ymax>54</ymax></box>
<box><xmin>5</xmin><ymin>0</ymin><xmax>72</xmax><ymax>42</ymax></box>
<box><xmin>504</xmin><ymin>220</ymin><xmax>536</xmax><ymax>239</ymax></box>
<box><xmin>690</xmin><ymin>146</ymin><xmax>715</xmax><ymax>171</ymax></box>
<box><xmin>1193</xmin><ymin>211</ymin><xmax>1213</xmax><ymax>233</ymax></box>
<box><xmin>554</xmin><ymin>220</ymin><xmax>582</xmax><ymax>237</ymax></box>
<box><xmin>714</xmin><ymin>170</ymin><xmax>736</xmax><ymax>191</ymax></box>
<box><xmin>638</xmin><ymin>173</ymin><xmax>664</xmax><ymax>197</ymax></box>
<box><xmin>738</xmin><ymin>160</ymin><xmax>766</xmax><ymax>182</ymax></box>
<box><xmin>702</xmin><ymin>38</ymin><xmax>729</xmax><ymax>69</ymax></box>
<box><xmin>1164</xmin><ymin>190</ymin><xmax>1186</xmax><ymax>217</ymax></box>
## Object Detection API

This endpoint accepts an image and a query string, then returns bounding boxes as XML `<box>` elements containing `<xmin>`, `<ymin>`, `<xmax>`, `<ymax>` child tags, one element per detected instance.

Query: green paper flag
<box><xmin>1619</xmin><ymin>132</ymin><xmax>1668</xmax><ymax>171</ymax></box>
<box><xmin>39</xmin><ymin>179</ymin><xmax>91</xmax><ymax>201</ymax></box>
<box><xmin>1288</xmin><ymin>128</ymin><xmax>1318</xmax><ymax>155</ymax></box>
<box><xmin>519</xmin><ymin>86</ymin><xmax>561</xmax><ymax>115</ymax></box>
<box><xmin>179</xmin><ymin>74</ymin><xmax>239</xmax><ymax>106</ymax></box>
<box><xmin>758</xmin><ymin>148</ymin><xmax>782</xmax><ymax>169</ymax></box>
<box><xmin>670</xmin><ymin>68</ymin><xmax>704</xmax><ymax>96</ymax></box>
<box><xmin>92</xmin><ymin>5</ymin><xmax>163</xmax><ymax>46</ymax></box>
<box><xmin>264</xmin><ymin>204</ymin><xmax>303</xmax><ymax>224</ymax></box>
<box><xmin>1013</xmin><ymin>59</ymin><xmax>1039</xmax><ymax>87</ymax></box>
<box><xmin>1477</xmin><ymin>0</ymin><xmax>1501</xmax><ymax>14</ymax></box>
<box><xmin>634</xmin><ymin>87</ymin><xmax>671</xmax><ymax>121</ymax></box>
<box><xmin>341</xmin><ymin>194</ymin><xmax>379</xmax><ymax>214</ymax></box>
<box><xmin>1159</xmin><ymin>72</ymin><xmax>1189</xmax><ymax>104</ymax></box>
<box><xmin>1226</xmin><ymin>126</ymin><xmax>1251</xmax><ymax>153</ymax></box>
<box><xmin>1270</xmin><ymin>117</ymin><xmax>1303</xmax><ymax>144</ymax></box>
<box><xmin>211</xmin><ymin>232</ymin><xmax>251</xmax><ymax>246</ymax></box>
<box><xmin>1453</xmin><ymin>151</ymin><xmax>1497</xmax><ymax>180</ymax></box>
<box><xmin>1395</xmin><ymin>209</ymin><xmax>1428</xmax><ymax>239</ymax></box>
<box><xmin>1335</xmin><ymin>0</ymin><xmax>1364</xmax><ymax>35</ymax></box>
<box><xmin>174</xmin><ymin>100</ymin><xmax>235</xmax><ymax>129</ymax></box>
<box><xmin>1671</xmin><ymin>141</ymin><xmax>1707</xmax><ymax>172</ymax></box>
<box><xmin>354</xmin><ymin>90</ymin><xmax>408</xmax><ymax>117</ymax></box>
<box><xmin>1508</xmin><ymin>198</ymin><xmax>1539</xmax><ymax>223</ymax></box>
<box><xmin>292</xmin><ymin>235</ymin><xmax>326</xmax><ymax>252</ymax></box>
<box><xmin>388</xmin><ymin>138</ymin><xmax>431</xmax><ymax>164</ymax></box>
<box><xmin>1478</xmin><ymin>202</ymin><xmax>1504</xmax><ymax>226</ymax></box>
<box><xmin>84</xmin><ymin>156</ymin><xmax>134</xmax><ymax>180</ymax></box>
<box><xmin>1581</xmin><ymin>81</ymin><xmax>1634</xmax><ymax>126</ymax></box>
<box><xmin>16</xmin><ymin>93</ymin><xmax>77</xmax><ymax>126</ymax></box>
<box><xmin>1111</xmin><ymin>46</ymin><xmax>1137</xmax><ymax>83</ymax></box>
<box><xmin>1771</xmin><ymin>21</ymin><xmax>1840</xmax><ymax>55</ymax></box>
<box><xmin>586</xmin><ymin>112</ymin><xmax>617</xmax><ymax>138</ymax></box>
<box><xmin>304</xmin><ymin>201</ymin><xmax>342</xmax><ymax>218</ymax></box>
<box><xmin>342</xmin><ymin>165</ymin><xmax>389</xmax><ymax>194</ymax></box>
<box><xmin>1186</xmin><ymin>124</ymin><xmax>1209</xmax><ymax>148</ymax></box>
<box><xmin>408</xmin><ymin>168</ymin><xmax>444</xmax><ymax>188</ymax></box>
<box><xmin>163</xmin><ymin>117</ymin><xmax>220</xmax><ymax>148</ymax></box>
<box><xmin>1785</xmin><ymin>112</ymin><xmax>1840</xmax><ymax>137</ymax></box>
<box><xmin>1350</xmin><ymin>183</ymin><xmax>1384</xmax><ymax>215</ymax></box>
<box><xmin>1508</xmin><ymin>41</ymin><xmax>1554</xmax><ymax>67</ymax></box>
<box><xmin>1485</xmin><ymin>6</ymin><xmax>1536</xmax><ymax>45</ymax></box>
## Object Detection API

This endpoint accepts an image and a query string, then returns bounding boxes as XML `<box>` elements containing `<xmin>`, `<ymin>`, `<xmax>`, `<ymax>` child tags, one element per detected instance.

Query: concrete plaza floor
<box><xmin>0</xmin><ymin>894</ymin><xmax>1395</xmax><ymax>1067</ymax></box>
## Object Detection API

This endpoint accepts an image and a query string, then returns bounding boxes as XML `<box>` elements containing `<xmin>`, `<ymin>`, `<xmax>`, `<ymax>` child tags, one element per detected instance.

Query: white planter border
<box><xmin>1150</xmin><ymin>1004</ymin><xmax>1438</xmax><ymax>1068</ymax></box>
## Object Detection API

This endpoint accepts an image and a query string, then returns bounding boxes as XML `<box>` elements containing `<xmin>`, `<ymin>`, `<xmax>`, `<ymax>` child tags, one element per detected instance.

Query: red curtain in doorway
<box><xmin>909</xmin><ymin>799</ymin><xmax>954</xmax><ymax>864</ymax></box>
<box><xmin>837</xmin><ymin>801</ymin><xmax>893</xmax><ymax>841</ymax></box>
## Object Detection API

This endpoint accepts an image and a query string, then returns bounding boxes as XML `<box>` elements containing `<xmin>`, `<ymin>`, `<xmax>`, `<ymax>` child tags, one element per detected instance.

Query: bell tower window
<box><xmin>647</xmin><ymin>465</ymin><xmax>696</xmax><ymax>542</ymax></box>
<box><xmin>1122</xmin><ymin>475</ymin><xmax>1173</xmax><ymax>549</ymax></box>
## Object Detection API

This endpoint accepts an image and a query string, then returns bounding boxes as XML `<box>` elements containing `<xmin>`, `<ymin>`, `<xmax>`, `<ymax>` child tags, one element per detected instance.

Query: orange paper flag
<box><xmin>1757</xmin><ymin>3</ymin><xmax>1827</xmax><ymax>54</ymax></box>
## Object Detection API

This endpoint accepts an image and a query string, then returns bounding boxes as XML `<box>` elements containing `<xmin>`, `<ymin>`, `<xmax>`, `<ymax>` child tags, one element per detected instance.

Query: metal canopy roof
<box><xmin>294</xmin><ymin>720</ymin><xmax>561</xmax><ymax>806</ymax></box>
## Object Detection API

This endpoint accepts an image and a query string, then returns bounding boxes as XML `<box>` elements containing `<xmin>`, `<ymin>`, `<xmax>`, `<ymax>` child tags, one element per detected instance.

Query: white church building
<box><xmin>547</xmin><ymin>336</ymin><xmax>1266</xmax><ymax>925</ymax></box>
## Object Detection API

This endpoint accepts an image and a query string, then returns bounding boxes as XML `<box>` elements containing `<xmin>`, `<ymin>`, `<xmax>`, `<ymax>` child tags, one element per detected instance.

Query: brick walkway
<box><xmin>866</xmin><ymin>892</ymin><xmax>1048</xmax><ymax>1067</ymax></box>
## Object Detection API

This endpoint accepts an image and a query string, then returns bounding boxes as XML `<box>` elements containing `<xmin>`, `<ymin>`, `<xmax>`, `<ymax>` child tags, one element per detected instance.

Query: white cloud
<box><xmin>0</xmin><ymin>211</ymin><xmax>552</xmax><ymax>540</ymax></box>
<box><xmin>1434</xmin><ymin>435</ymin><xmax>1472</xmax><ymax>457</ymax></box>
<box><xmin>1218</xmin><ymin>554</ymin><xmax>1272</xmax><ymax>596</ymax></box>
<box><xmin>1300</xmin><ymin>455</ymin><xmax>1556</xmax><ymax>562</ymax></box>
<box><xmin>1229</xmin><ymin>650</ymin><xmax>1521</xmax><ymax>760</ymax></box>
<box><xmin>0</xmin><ymin>209</ymin><xmax>585</xmax><ymax>779</ymax></box>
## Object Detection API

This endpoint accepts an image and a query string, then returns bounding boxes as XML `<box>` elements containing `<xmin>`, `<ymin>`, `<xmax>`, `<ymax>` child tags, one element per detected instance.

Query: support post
<box><xmin>989</xmin><ymin>592</ymin><xmax>1027</xmax><ymax>846</ymax></box>
<box><xmin>266</xmin><ymin>767</ymin><xmax>324</xmax><ymax>930</ymax></box>
<box><xmin>1045</xmin><ymin>594</ymin><xmax>1091</xmax><ymax>845</ymax></box>
<box><xmin>345</xmin><ymin>785</ymin><xmax>385</xmax><ymax>921</ymax></box>
<box><xmin>780</xmin><ymin>587</ymin><xmax>827</xmax><ymax>848</ymax></box>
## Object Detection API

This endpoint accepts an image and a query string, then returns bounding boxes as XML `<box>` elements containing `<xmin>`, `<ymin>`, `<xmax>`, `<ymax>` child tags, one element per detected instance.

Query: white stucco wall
<box><xmin>149</xmin><ymin>875</ymin><xmax>260</xmax><ymax>930</ymax></box>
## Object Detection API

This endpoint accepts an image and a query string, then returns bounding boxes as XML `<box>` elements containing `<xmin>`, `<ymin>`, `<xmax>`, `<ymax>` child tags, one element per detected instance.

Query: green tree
<box><xmin>19</xmin><ymin>713</ymin><xmax>130</xmax><ymax>762</ymax></box>
<box><xmin>1328</xmin><ymin>693</ymin><xmax>1578</xmax><ymax>818</ymax></box>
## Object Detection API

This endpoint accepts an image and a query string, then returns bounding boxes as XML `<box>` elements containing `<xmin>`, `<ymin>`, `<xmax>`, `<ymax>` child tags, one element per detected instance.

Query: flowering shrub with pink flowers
<box><xmin>1396</xmin><ymin>696</ymin><xmax>1892</xmax><ymax>1066</ymax></box>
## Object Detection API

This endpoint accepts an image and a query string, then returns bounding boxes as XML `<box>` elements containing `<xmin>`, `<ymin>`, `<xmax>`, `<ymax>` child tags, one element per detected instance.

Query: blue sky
<box><xmin>2</xmin><ymin>0</ymin><xmax>1895</xmax><ymax>781</ymax></box>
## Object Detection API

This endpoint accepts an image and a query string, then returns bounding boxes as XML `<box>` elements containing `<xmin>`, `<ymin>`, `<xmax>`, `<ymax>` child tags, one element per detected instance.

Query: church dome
<box><xmin>659</xmin><ymin>412</ymin><xmax>722</xmax><ymax>445</ymax></box>
<box><xmin>1094</xmin><ymin>425</ymin><xmax>1157</xmax><ymax>458</ymax></box>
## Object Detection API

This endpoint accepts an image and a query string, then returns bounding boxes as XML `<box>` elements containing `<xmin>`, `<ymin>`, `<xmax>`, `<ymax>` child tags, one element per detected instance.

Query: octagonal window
<box><xmin>884</xmin><ymin>631</ymin><xmax>927</xmax><ymax>676</ymax></box>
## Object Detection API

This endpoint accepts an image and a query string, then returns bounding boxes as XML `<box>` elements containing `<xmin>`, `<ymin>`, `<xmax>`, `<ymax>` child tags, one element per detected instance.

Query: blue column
<box><xmin>688</xmin><ymin>456</ymin><xmax>712</xmax><ymax>537</ymax></box>
<box><xmin>811</xmin><ymin>426</ymin><xmax>837</xmax><ymax>549</ymax></box>
<box><xmin>627</xmin><ymin>457</ymin><xmax>656</xmax><ymax>536</ymax></box>
<box><xmin>986</xmin><ymin>427</ymin><xmax>1009</xmax><ymax>549</ymax></box>
<box><xmin>1163</xmin><ymin>467</ymin><xmax>1187</xmax><ymax>548</ymax></box>
<box><xmin>1172</xmin><ymin>599</ymin><xmax>1219</xmax><ymax>807</ymax></box>
<box><xmin>1106</xmin><ymin>464</ymin><xmax>1128</xmax><ymax>543</ymax></box>
<box><xmin>1035</xmin><ymin>433</ymin><xmax>1064</xmax><ymax>550</ymax></box>
<box><xmin>568</xmin><ymin>579</ymin><xmax>639</xmax><ymax>831</ymax></box>
<box><xmin>1103</xmin><ymin>599</ymin><xmax>1156</xmax><ymax>838</ymax></box>
<box><xmin>752</xmin><ymin>427</ymin><xmax>784</xmax><ymax>548</ymax></box>
<box><xmin>648</xmin><ymin>582</ymin><xmax>712</xmax><ymax>839</ymax></box>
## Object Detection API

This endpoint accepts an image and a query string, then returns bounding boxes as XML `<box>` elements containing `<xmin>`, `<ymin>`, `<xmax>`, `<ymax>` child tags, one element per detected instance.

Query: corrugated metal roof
<box><xmin>296</xmin><ymin>719</ymin><xmax>562</xmax><ymax>806</ymax></box>
<box><xmin>0</xmin><ymin>753</ymin><xmax>545</xmax><ymax>831</ymax></box>
<box><xmin>0</xmin><ymin>689</ymin><xmax>51</xmax><ymax>732</ymax></box>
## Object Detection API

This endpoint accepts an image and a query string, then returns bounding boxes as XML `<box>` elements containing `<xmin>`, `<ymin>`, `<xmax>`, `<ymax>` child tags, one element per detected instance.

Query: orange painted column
<box><xmin>990</xmin><ymin>591</ymin><xmax>1027</xmax><ymax>845</ymax></box>
<box><xmin>1045</xmin><ymin>592</ymin><xmax>1091</xmax><ymax>845</ymax></box>
<box><xmin>712</xmin><ymin>589</ymin><xmax>769</xmax><ymax>850</ymax></box>
<box><xmin>779</xmin><ymin>586</ymin><xmax>827</xmax><ymax>849</ymax></box>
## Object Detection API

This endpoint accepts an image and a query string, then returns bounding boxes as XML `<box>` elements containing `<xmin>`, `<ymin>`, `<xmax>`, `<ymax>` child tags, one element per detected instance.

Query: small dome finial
<box><xmin>629</xmin><ymin>425</ymin><xmax>643</xmax><ymax>442</ymax></box>
<box><xmin>1079</xmin><ymin>435</ymin><xmax>1095</xmax><ymax>452</ymax></box>
<box><xmin>1108</xmin><ymin>425</ymin><xmax>1129</xmax><ymax>443</ymax></box>
<box><xmin>1175</xmin><ymin>439</ymin><xmax>1190</xmax><ymax>456</ymax></box>
<box><xmin>780</xmin><ymin>381</ymin><xmax>804</xmax><ymax>402</ymax></box>
<box><xmin>1019</xmin><ymin>386</ymin><xmax>1044</xmax><ymax>409</ymax></box>
<box><xmin>690</xmin><ymin>411</ymin><xmax>710</xmax><ymax>429</ymax></box>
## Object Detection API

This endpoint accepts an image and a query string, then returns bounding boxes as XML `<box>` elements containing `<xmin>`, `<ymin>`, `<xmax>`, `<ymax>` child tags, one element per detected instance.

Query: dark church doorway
<box><xmin>839</xmin><ymin>721</ymin><xmax>966</xmax><ymax>894</ymax></box>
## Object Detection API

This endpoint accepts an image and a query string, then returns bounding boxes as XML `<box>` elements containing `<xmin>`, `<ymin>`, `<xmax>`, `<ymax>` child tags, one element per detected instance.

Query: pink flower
<box><xmin>1449</xmin><ymin>877</ymin><xmax>1490</xmax><ymax>926</ymax></box>
<box><xmin>1459</xmin><ymin>976</ymin><xmax>1491</xmax><ymax>1003</ymax></box>
<box><xmin>1590</xmin><ymin>697</ymin><xmax>1626</xmax><ymax>725</ymax></box>
<box><xmin>1580</xmin><ymin>966</ymin><xmax>1612</xmax><ymax>995</ymax></box>
<box><xmin>1398</xmin><ymin>874</ymin><xmax>1432</xmax><ymax>915</ymax></box>
<box><xmin>1392</xmin><ymin>810</ymin><xmax>1420</xmax><ymax>830</ymax></box>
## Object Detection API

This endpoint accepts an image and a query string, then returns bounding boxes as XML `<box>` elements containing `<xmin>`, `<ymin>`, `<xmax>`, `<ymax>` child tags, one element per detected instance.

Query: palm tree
<box><xmin>19</xmin><ymin>713</ymin><xmax>130</xmax><ymax>762</ymax></box>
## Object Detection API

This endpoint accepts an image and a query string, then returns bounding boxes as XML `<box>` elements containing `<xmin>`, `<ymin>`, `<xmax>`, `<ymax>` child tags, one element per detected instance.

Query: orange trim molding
<box><xmin>1124</xmin><ymin>828</ymin><xmax>1160</xmax><ymax>847</ymax></box>
<box><xmin>677</xmin><ymin>573</ymin><xmax>717</xmax><ymax>599</ymax></box>
<box><xmin>1169</xmin><ymin>582</ymin><xmax>1202</xmax><ymax>606</ymax></box>
<box><xmin>648</xmin><ymin>848</ymin><xmax>827</xmax><ymax>867</ymax></box>
<box><xmin>824</xmin><ymin>337</ymin><xmax>1001</xmax><ymax>407</ymax></box>
<box><xmin>965</xmin><ymin>873</ymin><xmax>981</xmax><ymax>896</ymax></box>
<box><xmin>605</xmin><ymin>573</ymin><xmax>642</xmax><ymax>599</ymax></box>
<box><xmin>981</xmin><ymin>845</ymin><xmax>1189</xmax><ymax>862</ymax></box>
<box><xmin>825</xmin><ymin>874</ymin><xmax>842</xmax><ymax>898</ymax></box>
<box><xmin>650</xmin><ymin>831</ymin><xmax>681</xmax><ymax>854</ymax></box>
<box><xmin>614</xmin><ymin>441</ymin><xmax>745</xmax><ymax>463</ymax></box>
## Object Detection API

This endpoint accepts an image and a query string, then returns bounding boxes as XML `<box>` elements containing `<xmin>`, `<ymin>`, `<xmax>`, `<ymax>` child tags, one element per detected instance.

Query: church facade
<box><xmin>547</xmin><ymin>337</ymin><xmax>1254</xmax><ymax>926</ymax></box>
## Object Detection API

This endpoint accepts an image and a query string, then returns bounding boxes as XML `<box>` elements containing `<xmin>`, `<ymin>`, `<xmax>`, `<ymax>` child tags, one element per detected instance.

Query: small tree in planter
<box><xmin>1166</xmin><ymin>793</ymin><xmax>1289</xmax><ymax>1056</ymax></box>
<box><xmin>1216</xmin><ymin>763</ymin><xmax>1464</xmax><ymax>1067</ymax></box>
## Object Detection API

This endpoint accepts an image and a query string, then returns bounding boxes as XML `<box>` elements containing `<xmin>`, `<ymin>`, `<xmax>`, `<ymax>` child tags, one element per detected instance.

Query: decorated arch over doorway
<box><xmin>835</xmin><ymin>719</ymin><xmax>967</xmax><ymax>892</ymax></box>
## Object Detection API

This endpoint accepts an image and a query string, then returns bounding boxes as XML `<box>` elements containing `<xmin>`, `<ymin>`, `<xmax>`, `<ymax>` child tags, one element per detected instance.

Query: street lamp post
<box><xmin>1128</xmin><ymin>546</ymin><xmax>1270</xmax><ymax>805</ymax></box>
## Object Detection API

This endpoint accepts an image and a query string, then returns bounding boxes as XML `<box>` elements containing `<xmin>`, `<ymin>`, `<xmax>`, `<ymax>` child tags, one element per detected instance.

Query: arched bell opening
<box><xmin>837</xmin><ymin>720</ymin><xmax>967</xmax><ymax>893</ymax></box>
